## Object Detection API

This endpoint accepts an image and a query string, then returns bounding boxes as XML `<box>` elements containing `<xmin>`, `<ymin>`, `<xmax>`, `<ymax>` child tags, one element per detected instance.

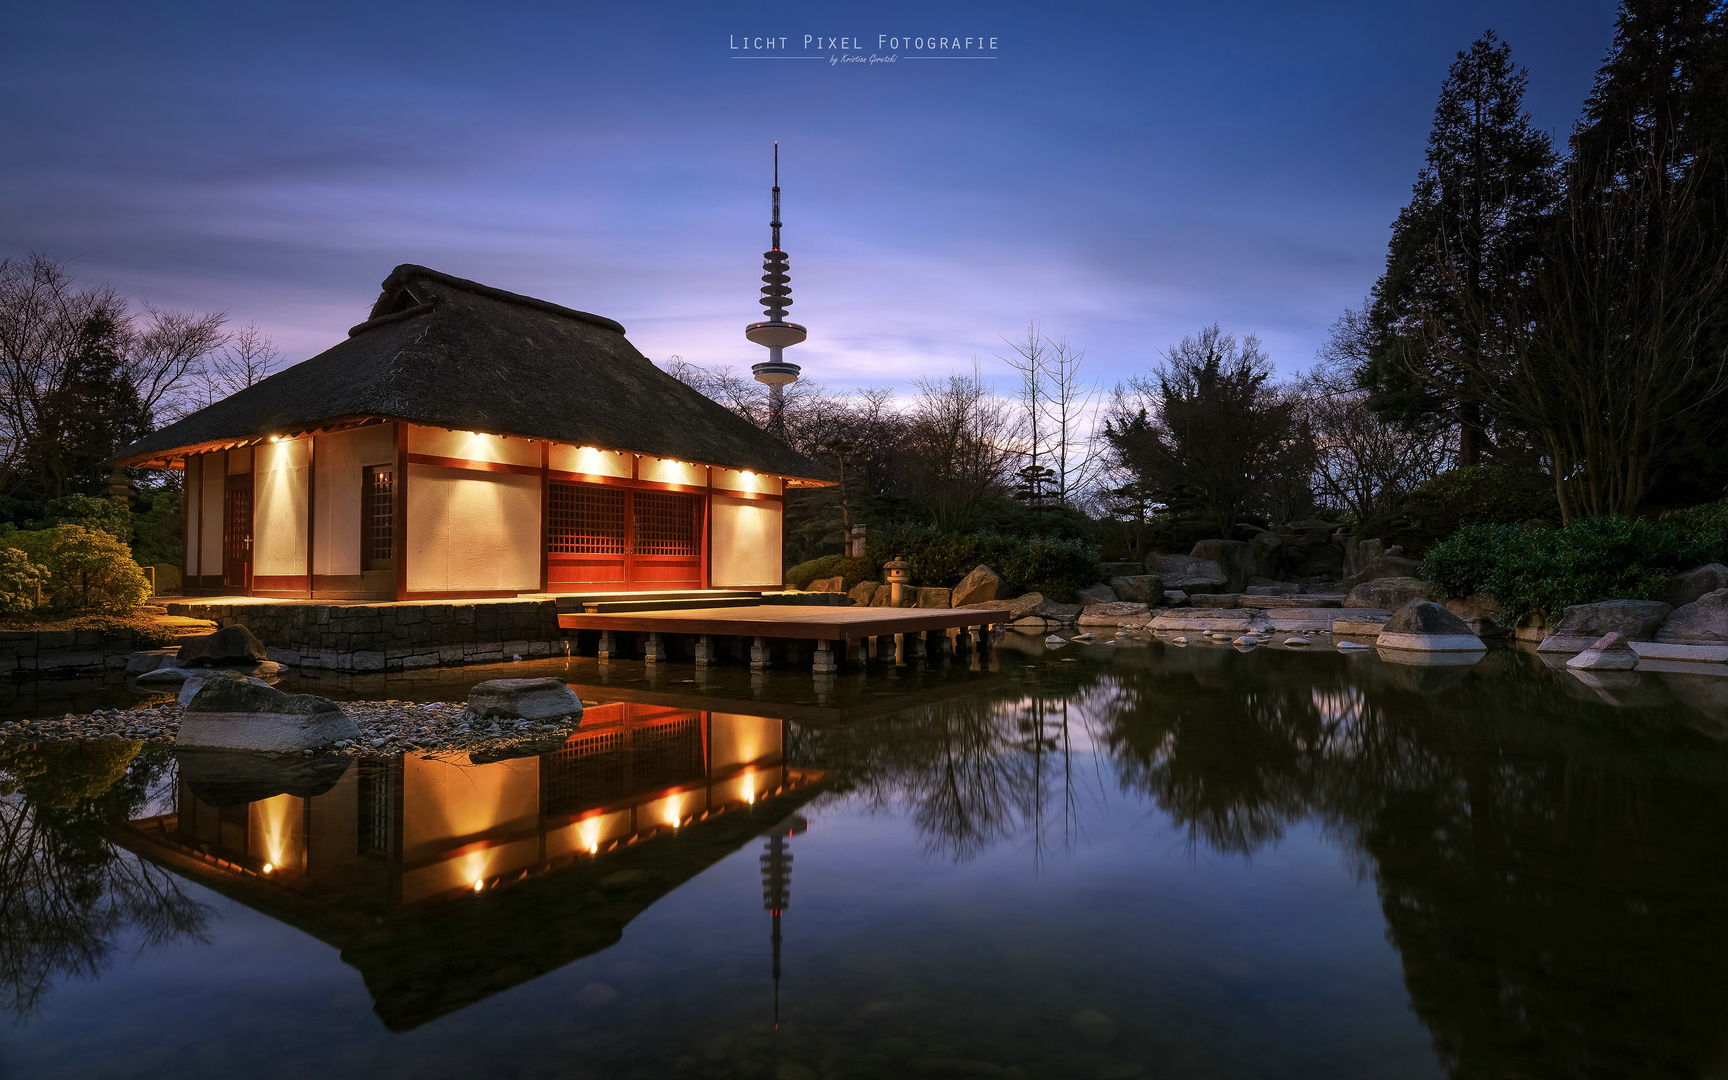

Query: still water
<box><xmin>3</xmin><ymin>637</ymin><xmax>1728</xmax><ymax>1079</ymax></box>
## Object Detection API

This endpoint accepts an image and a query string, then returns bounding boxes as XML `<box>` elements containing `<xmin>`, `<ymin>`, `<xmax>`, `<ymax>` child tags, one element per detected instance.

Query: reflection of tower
<box><xmin>761</xmin><ymin>813</ymin><xmax>809</xmax><ymax>1025</ymax></box>
<box><xmin>746</xmin><ymin>142</ymin><xmax>806</xmax><ymax>440</ymax></box>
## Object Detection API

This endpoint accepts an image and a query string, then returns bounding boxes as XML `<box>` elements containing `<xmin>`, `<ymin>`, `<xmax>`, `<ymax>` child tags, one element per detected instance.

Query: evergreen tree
<box><xmin>1361</xmin><ymin>32</ymin><xmax>1559</xmax><ymax>465</ymax></box>
<box><xmin>30</xmin><ymin>313</ymin><xmax>151</xmax><ymax>499</ymax></box>
<box><xmin>1573</xmin><ymin>0</ymin><xmax>1728</xmax><ymax>506</ymax></box>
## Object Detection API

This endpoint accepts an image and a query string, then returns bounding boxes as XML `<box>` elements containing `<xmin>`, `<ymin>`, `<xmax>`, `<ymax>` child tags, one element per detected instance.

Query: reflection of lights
<box><xmin>473</xmin><ymin>879</ymin><xmax>485</xmax><ymax>892</ymax></box>
<box><xmin>664</xmin><ymin>795</ymin><xmax>683</xmax><ymax>827</ymax></box>
<box><xmin>261</xmin><ymin>862</ymin><xmax>274</xmax><ymax>874</ymax></box>
<box><xmin>741</xmin><ymin>772</ymin><xmax>756</xmax><ymax>805</ymax></box>
<box><xmin>580</xmin><ymin>818</ymin><xmax>601</xmax><ymax>854</ymax></box>
<box><xmin>256</xmin><ymin>795</ymin><xmax>294</xmax><ymax>871</ymax></box>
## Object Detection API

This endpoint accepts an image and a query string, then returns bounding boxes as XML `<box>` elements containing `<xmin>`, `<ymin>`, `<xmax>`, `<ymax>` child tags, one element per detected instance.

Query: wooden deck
<box><xmin>556</xmin><ymin>604</ymin><xmax>1006</xmax><ymax>642</ymax></box>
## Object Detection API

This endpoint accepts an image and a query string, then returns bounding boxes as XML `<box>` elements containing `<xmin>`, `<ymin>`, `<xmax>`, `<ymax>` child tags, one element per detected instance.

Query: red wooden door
<box><xmin>223</xmin><ymin>477</ymin><xmax>252</xmax><ymax>591</ymax></box>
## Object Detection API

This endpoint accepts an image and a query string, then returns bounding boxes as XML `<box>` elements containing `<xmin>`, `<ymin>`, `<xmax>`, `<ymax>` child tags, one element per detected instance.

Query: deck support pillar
<box><xmin>953</xmin><ymin>628</ymin><xmax>973</xmax><ymax>654</ymax></box>
<box><xmin>642</xmin><ymin>632</ymin><xmax>667</xmax><ymax>663</ymax></box>
<box><xmin>597</xmin><ymin>630</ymin><xmax>617</xmax><ymax>662</ymax></box>
<box><xmin>813</xmin><ymin>640</ymin><xmax>837</xmax><ymax>674</ymax></box>
<box><xmin>976</xmin><ymin>624</ymin><xmax>993</xmax><ymax>652</ymax></box>
<box><xmin>750</xmin><ymin>636</ymin><xmax>772</xmax><ymax>670</ymax></box>
<box><xmin>927</xmin><ymin>628</ymin><xmax>953</xmax><ymax>658</ymax></box>
<box><xmin>904</xmin><ymin>631</ymin><xmax>926</xmax><ymax>661</ymax></box>
<box><xmin>847</xmin><ymin>638</ymin><xmax>869</xmax><ymax>666</ymax></box>
<box><xmin>875</xmin><ymin>634</ymin><xmax>897</xmax><ymax>664</ymax></box>
<box><xmin>693</xmin><ymin>634</ymin><xmax>715</xmax><ymax>666</ymax></box>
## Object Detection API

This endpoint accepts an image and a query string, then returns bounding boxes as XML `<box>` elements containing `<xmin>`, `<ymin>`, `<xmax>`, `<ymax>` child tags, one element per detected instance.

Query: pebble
<box><xmin>0</xmin><ymin>698</ymin><xmax>581</xmax><ymax>755</ymax></box>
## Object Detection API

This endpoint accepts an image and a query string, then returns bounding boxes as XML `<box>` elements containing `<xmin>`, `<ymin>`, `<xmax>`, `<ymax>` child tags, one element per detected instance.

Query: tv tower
<box><xmin>747</xmin><ymin>142</ymin><xmax>805</xmax><ymax>439</ymax></box>
<box><xmin>761</xmin><ymin>813</ymin><xmax>809</xmax><ymax>1026</ymax></box>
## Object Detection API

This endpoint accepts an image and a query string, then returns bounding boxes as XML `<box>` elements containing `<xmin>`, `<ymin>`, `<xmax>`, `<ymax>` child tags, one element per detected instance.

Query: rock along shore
<box><xmin>0</xmin><ymin>699</ymin><xmax>584</xmax><ymax>756</ymax></box>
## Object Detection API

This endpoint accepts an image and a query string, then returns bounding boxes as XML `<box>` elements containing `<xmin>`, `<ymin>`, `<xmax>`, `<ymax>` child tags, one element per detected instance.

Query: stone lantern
<box><xmin>884</xmin><ymin>557</ymin><xmax>910</xmax><ymax>607</ymax></box>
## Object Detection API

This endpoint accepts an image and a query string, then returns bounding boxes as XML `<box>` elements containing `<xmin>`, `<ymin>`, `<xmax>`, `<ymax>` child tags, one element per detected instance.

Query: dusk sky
<box><xmin>2</xmin><ymin>1</ymin><xmax>1620</xmax><ymax>395</ymax></box>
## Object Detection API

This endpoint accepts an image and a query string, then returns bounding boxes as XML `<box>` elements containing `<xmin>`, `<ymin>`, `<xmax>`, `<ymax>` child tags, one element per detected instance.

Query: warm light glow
<box><xmin>473</xmin><ymin>879</ymin><xmax>484</xmax><ymax>892</ymax></box>
<box><xmin>579</xmin><ymin>817</ymin><xmax>601</xmax><ymax>853</ymax></box>
<box><xmin>253</xmin><ymin>795</ymin><xmax>296</xmax><ymax>871</ymax></box>
<box><xmin>741</xmin><ymin>771</ymin><xmax>756</xmax><ymax>805</ymax></box>
<box><xmin>261</xmin><ymin>862</ymin><xmax>274</xmax><ymax>874</ymax></box>
<box><xmin>664</xmin><ymin>795</ymin><xmax>683</xmax><ymax>827</ymax></box>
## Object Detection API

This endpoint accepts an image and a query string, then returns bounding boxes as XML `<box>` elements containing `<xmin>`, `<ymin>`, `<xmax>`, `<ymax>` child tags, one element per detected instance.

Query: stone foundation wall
<box><xmin>0</xmin><ymin>628</ymin><xmax>158</xmax><ymax>676</ymax></box>
<box><xmin>164</xmin><ymin>600</ymin><xmax>565</xmax><ymax>672</ymax></box>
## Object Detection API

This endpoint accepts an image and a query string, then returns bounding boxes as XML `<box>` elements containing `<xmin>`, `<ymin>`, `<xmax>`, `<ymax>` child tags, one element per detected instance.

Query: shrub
<box><xmin>1420</xmin><ymin>505</ymin><xmax>1728</xmax><ymax>622</ymax></box>
<box><xmin>0</xmin><ymin>548</ymin><xmax>48</xmax><ymax>613</ymax></box>
<box><xmin>32</xmin><ymin>525</ymin><xmax>151</xmax><ymax>613</ymax></box>
<box><xmin>1362</xmin><ymin>465</ymin><xmax>1560</xmax><ymax>555</ymax></box>
<box><xmin>130</xmin><ymin>489</ymin><xmax>184</xmax><ymax>567</ymax></box>
<box><xmin>785</xmin><ymin>553</ymin><xmax>878</xmax><ymax>590</ymax></box>
<box><xmin>37</xmin><ymin>493</ymin><xmax>134</xmax><ymax>543</ymax></box>
<box><xmin>858</xmin><ymin>522</ymin><xmax>1105</xmax><ymax>602</ymax></box>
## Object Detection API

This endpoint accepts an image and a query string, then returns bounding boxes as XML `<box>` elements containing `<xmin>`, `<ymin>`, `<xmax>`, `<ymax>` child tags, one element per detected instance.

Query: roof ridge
<box><xmin>379</xmin><ymin>264</ymin><xmax>626</xmax><ymax>335</ymax></box>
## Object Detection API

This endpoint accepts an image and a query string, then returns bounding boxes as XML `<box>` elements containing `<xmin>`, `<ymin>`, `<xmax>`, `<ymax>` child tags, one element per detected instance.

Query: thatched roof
<box><xmin>117</xmin><ymin>264</ymin><xmax>830</xmax><ymax>481</ymax></box>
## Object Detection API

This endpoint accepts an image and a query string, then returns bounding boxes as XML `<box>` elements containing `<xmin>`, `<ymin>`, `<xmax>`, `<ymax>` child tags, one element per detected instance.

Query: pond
<box><xmin>2</xmin><ymin>636</ymin><xmax>1727</xmax><ymax>1079</ymax></box>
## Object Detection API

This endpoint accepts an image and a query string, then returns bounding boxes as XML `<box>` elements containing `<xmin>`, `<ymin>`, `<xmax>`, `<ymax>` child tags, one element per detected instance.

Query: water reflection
<box><xmin>103</xmin><ymin>704</ymin><xmax>824</xmax><ymax>1029</ymax></box>
<box><xmin>0</xmin><ymin>741</ymin><xmax>209</xmax><ymax>1021</ymax></box>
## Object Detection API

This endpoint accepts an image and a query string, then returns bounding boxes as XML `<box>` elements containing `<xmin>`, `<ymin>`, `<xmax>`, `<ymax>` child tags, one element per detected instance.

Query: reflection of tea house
<box><xmin>112</xmin><ymin>706</ymin><xmax>825</xmax><ymax>1029</ymax></box>
<box><xmin>116</xmin><ymin>265</ymin><xmax>830</xmax><ymax>600</ymax></box>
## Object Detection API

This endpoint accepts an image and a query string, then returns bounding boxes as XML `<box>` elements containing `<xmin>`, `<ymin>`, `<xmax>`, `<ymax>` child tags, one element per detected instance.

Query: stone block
<box><xmin>915</xmin><ymin>587</ymin><xmax>953</xmax><ymax>609</ymax></box>
<box><xmin>1539</xmin><ymin>599</ymin><xmax>1673</xmax><ymax>652</ymax></box>
<box><xmin>1108</xmin><ymin>575</ymin><xmax>1164</xmax><ymax>604</ymax></box>
<box><xmin>1566</xmin><ymin>632</ymin><xmax>1640</xmax><ymax>671</ymax></box>
<box><xmin>1191</xmin><ymin>594</ymin><xmax>1238</xmax><ymax>608</ymax></box>
<box><xmin>1079</xmin><ymin>602</ymin><xmax>1150</xmax><ymax>625</ymax></box>
<box><xmin>468</xmin><ymin>677</ymin><xmax>584</xmax><ymax>720</ymax></box>
<box><xmin>1655</xmin><ymin>589</ymin><xmax>1728</xmax><ymax>647</ymax></box>
<box><xmin>952</xmin><ymin>565</ymin><xmax>1003</xmax><ymax>607</ymax></box>
<box><xmin>1376</xmin><ymin>601</ymin><xmax>1486</xmax><ymax>652</ymax></box>
<box><xmin>1670</xmin><ymin>565</ymin><xmax>1728</xmax><ymax>609</ymax></box>
<box><xmin>1345</xmin><ymin>577</ymin><xmax>1438</xmax><ymax>610</ymax></box>
<box><xmin>177</xmin><ymin>678</ymin><xmax>359</xmax><ymax>752</ymax></box>
<box><xmin>1076</xmin><ymin>582</ymin><xmax>1118</xmax><ymax>606</ymax></box>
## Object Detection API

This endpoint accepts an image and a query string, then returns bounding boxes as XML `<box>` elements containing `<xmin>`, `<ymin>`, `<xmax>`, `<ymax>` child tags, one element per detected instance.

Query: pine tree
<box><xmin>30</xmin><ymin>313</ymin><xmax>151</xmax><ymax>499</ymax></box>
<box><xmin>1361</xmin><ymin>32</ymin><xmax>1559</xmax><ymax>465</ymax></box>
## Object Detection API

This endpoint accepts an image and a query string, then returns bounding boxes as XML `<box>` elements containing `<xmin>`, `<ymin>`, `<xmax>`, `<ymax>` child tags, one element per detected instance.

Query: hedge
<box><xmin>1419</xmin><ymin>499</ymin><xmax>1728</xmax><ymax>622</ymax></box>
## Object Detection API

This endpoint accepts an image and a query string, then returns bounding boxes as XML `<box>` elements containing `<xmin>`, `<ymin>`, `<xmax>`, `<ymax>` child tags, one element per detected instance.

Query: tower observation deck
<box><xmin>747</xmin><ymin>142</ymin><xmax>805</xmax><ymax>438</ymax></box>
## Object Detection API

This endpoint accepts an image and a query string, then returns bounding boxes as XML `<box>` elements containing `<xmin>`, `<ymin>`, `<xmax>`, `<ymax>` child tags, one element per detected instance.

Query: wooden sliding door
<box><xmin>546</xmin><ymin>481</ymin><xmax>703</xmax><ymax>590</ymax></box>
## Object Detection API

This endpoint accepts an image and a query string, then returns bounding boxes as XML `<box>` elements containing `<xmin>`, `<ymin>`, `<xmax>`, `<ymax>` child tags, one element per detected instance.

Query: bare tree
<box><xmin>1042</xmin><ymin>335</ymin><xmax>1101</xmax><ymax>507</ymax></box>
<box><xmin>192</xmin><ymin>320</ymin><xmax>279</xmax><ymax>408</ymax></box>
<box><xmin>902</xmin><ymin>362</ymin><xmax>1019</xmax><ymax>532</ymax></box>
<box><xmin>998</xmin><ymin>322</ymin><xmax>1052</xmax><ymax>504</ymax></box>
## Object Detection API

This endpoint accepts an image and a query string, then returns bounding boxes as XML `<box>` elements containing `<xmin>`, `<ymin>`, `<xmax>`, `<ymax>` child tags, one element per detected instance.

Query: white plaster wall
<box><xmin>710</xmin><ymin>713</ymin><xmax>782</xmax><ymax>770</ymax></box>
<box><xmin>638</xmin><ymin>455</ymin><xmax>705</xmax><ymax>488</ymax></box>
<box><xmin>410</xmin><ymin>425</ymin><xmax>540</xmax><ymax>468</ymax></box>
<box><xmin>709</xmin><ymin>496</ymin><xmax>781</xmax><ymax>587</ymax></box>
<box><xmin>313</xmin><ymin>425</ymin><xmax>394</xmax><ymax>576</ymax></box>
<box><xmin>549</xmin><ymin>443</ymin><xmax>630</xmax><ymax>478</ymax></box>
<box><xmin>200</xmin><ymin>454</ymin><xmax>225</xmax><ymax>577</ymax></box>
<box><xmin>712</xmin><ymin>468</ymin><xmax>782</xmax><ymax>496</ymax></box>
<box><xmin>406</xmin><ymin>465</ymin><xmax>540</xmax><ymax>592</ymax></box>
<box><xmin>182</xmin><ymin>455</ymin><xmax>201</xmax><ymax>571</ymax></box>
<box><xmin>252</xmin><ymin>439</ymin><xmax>309</xmax><ymax>576</ymax></box>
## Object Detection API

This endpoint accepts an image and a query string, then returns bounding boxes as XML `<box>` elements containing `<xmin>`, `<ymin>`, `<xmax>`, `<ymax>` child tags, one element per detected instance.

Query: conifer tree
<box><xmin>1360</xmin><ymin>32</ymin><xmax>1559</xmax><ymax>465</ymax></box>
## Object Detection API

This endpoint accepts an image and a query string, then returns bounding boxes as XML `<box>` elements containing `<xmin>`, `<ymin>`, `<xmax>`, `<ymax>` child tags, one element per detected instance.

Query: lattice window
<box><xmin>541</xmin><ymin>714</ymin><xmax>706</xmax><ymax>817</ymax></box>
<box><xmin>632</xmin><ymin>490</ymin><xmax>699</xmax><ymax>557</ymax></box>
<box><xmin>363</xmin><ymin>466</ymin><xmax>394</xmax><ymax>568</ymax></box>
<box><xmin>356</xmin><ymin>759</ymin><xmax>394</xmax><ymax>859</ymax></box>
<box><xmin>548</xmin><ymin>482</ymin><xmax>627</xmax><ymax>555</ymax></box>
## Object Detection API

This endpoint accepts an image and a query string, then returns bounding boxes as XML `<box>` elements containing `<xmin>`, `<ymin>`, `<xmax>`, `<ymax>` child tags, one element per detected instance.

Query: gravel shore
<box><xmin>0</xmin><ymin>699</ymin><xmax>584</xmax><ymax>755</ymax></box>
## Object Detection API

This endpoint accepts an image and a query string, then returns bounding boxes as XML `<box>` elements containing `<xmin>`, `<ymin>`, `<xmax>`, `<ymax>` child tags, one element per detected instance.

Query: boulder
<box><xmin>1245</xmin><ymin>579</ymin><xmax>1300</xmax><ymax>597</ymax></box>
<box><xmin>126</xmin><ymin>648</ymin><xmax>179</xmax><ymax>675</ymax></box>
<box><xmin>1670</xmin><ymin>564</ymin><xmax>1728</xmax><ymax>609</ymax></box>
<box><xmin>1163</xmin><ymin>590</ymin><xmax>1189</xmax><ymax>606</ymax></box>
<box><xmin>1345</xmin><ymin>576</ymin><xmax>1438</xmax><ymax>610</ymax></box>
<box><xmin>1076</xmin><ymin>582</ymin><xmax>1118</xmax><ymax>606</ymax></box>
<box><xmin>1332</xmin><ymin>610</ymin><xmax>1394</xmax><ymax>636</ymax></box>
<box><xmin>1152</xmin><ymin>553</ymin><xmax>1227</xmax><ymax>580</ymax></box>
<box><xmin>847</xmin><ymin>580</ymin><xmax>880</xmax><ymax>606</ymax></box>
<box><xmin>1108</xmin><ymin>574</ymin><xmax>1164</xmax><ymax>604</ymax></box>
<box><xmin>1538</xmin><ymin>599</ymin><xmax>1673</xmax><ymax>652</ymax></box>
<box><xmin>1443</xmin><ymin>593</ymin><xmax>1509</xmax><ymax>638</ymax></box>
<box><xmin>1035</xmin><ymin>597</ymin><xmax>1083</xmax><ymax>622</ymax></box>
<box><xmin>951</xmin><ymin>565</ymin><xmax>1002</xmax><ymax>607</ymax></box>
<box><xmin>974</xmin><ymin>592</ymin><xmax>1046</xmax><ymax>620</ymax></box>
<box><xmin>176</xmin><ymin>624</ymin><xmax>267</xmax><ymax>667</ymax></box>
<box><xmin>1191</xmin><ymin>594</ymin><xmax>1238</xmax><ymax>608</ymax></box>
<box><xmin>468</xmin><ymin>677</ymin><xmax>585</xmax><ymax>720</ymax></box>
<box><xmin>1566</xmin><ymin>631</ymin><xmax>1640</xmax><ymax>671</ymax></box>
<box><xmin>1079</xmin><ymin>602</ymin><xmax>1150</xmax><ymax>625</ymax></box>
<box><xmin>176</xmin><ymin>679</ymin><xmax>360</xmax><ymax>753</ymax></box>
<box><xmin>808</xmin><ymin>576</ymin><xmax>845</xmax><ymax>593</ymax></box>
<box><xmin>175</xmin><ymin>750</ymin><xmax>352</xmax><ymax>805</ymax></box>
<box><xmin>1190</xmin><ymin>539</ymin><xmax>1258</xmax><ymax>591</ymax></box>
<box><xmin>868</xmin><ymin>585</ymin><xmax>895</xmax><ymax>607</ymax></box>
<box><xmin>1655</xmin><ymin>589</ymin><xmax>1728</xmax><ymax>647</ymax></box>
<box><xmin>1343</xmin><ymin>553</ymin><xmax>1423</xmax><ymax>591</ymax></box>
<box><xmin>915</xmin><ymin>587</ymin><xmax>952</xmax><ymax>609</ymax></box>
<box><xmin>1150</xmin><ymin>609</ymin><xmax>1273</xmax><ymax>634</ymax></box>
<box><xmin>1376</xmin><ymin>600</ymin><xmax>1486</xmax><ymax>653</ymax></box>
<box><xmin>176</xmin><ymin>670</ymin><xmax>272</xmax><ymax>706</ymax></box>
<box><xmin>1264</xmin><ymin>608</ymin><xmax>1342</xmax><ymax>633</ymax></box>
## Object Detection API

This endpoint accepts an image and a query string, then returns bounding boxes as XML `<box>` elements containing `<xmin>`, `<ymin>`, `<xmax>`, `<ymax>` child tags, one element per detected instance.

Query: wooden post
<box><xmin>248</xmin><ymin>446</ymin><xmax>258</xmax><ymax>596</ymax></box>
<box><xmin>393</xmin><ymin>422</ymin><xmax>409</xmax><ymax>601</ymax></box>
<box><xmin>192</xmin><ymin>454</ymin><xmax>204</xmax><ymax>595</ymax></box>
<box><xmin>539</xmin><ymin>440</ymin><xmax>550</xmax><ymax>594</ymax></box>
<box><xmin>305</xmin><ymin>435</ymin><xmax>317</xmax><ymax>599</ymax></box>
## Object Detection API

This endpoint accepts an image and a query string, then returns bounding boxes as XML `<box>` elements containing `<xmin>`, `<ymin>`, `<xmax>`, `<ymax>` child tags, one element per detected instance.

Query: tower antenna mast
<box><xmin>748</xmin><ymin>141</ymin><xmax>806</xmax><ymax>439</ymax></box>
